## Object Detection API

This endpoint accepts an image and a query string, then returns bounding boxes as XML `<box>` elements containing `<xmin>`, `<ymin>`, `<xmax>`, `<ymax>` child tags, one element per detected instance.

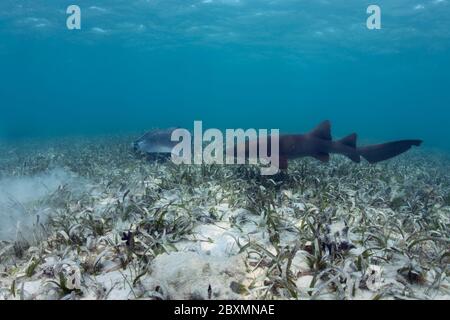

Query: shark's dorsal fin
<box><xmin>309</xmin><ymin>120</ymin><xmax>332</xmax><ymax>141</ymax></box>
<box><xmin>338</xmin><ymin>133</ymin><xmax>357</xmax><ymax>148</ymax></box>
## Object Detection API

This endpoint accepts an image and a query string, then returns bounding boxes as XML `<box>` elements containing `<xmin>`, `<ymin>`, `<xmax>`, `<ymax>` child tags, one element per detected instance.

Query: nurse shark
<box><xmin>134</xmin><ymin>121</ymin><xmax>422</xmax><ymax>170</ymax></box>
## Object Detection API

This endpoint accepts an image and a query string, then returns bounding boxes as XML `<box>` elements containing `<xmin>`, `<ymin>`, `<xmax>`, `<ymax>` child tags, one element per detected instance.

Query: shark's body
<box><xmin>134</xmin><ymin>122</ymin><xmax>423</xmax><ymax>170</ymax></box>
<box><xmin>239</xmin><ymin>120</ymin><xmax>422</xmax><ymax>169</ymax></box>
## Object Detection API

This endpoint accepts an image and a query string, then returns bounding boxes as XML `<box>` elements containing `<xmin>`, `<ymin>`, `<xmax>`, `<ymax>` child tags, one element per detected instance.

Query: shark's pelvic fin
<box><xmin>279</xmin><ymin>157</ymin><xmax>288</xmax><ymax>170</ymax></box>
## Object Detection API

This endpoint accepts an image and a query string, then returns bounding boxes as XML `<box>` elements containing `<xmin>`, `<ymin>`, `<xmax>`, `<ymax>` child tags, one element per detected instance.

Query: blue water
<box><xmin>1</xmin><ymin>0</ymin><xmax>449</xmax><ymax>150</ymax></box>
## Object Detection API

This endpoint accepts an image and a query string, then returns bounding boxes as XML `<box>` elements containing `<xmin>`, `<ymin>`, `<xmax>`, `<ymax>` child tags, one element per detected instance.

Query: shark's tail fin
<box><xmin>358</xmin><ymin>140</ymin><xmax>423</xmax><ymax>164</ymax></box>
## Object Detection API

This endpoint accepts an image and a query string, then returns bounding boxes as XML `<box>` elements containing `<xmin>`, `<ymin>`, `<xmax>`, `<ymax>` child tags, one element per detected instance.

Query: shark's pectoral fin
<box><xmin>279</xmin><ymin>157</ymin><xmax>288</xmax><ymax>170</ymax></box>
<box><xmin>313</xmin><ymin>152</ymin><xmax>330</xmax><ymax>163</ymax></box>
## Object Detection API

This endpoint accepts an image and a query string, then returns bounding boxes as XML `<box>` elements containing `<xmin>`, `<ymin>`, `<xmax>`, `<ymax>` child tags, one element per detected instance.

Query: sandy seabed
<box><xmin>0</xmin><ymin>136</ymin><xmax>449</xmax><ymax>300</ymax></box>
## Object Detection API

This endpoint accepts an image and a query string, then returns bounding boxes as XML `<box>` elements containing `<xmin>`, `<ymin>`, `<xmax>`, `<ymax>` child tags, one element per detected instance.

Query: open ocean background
<box><xmin>0</xmin><ymin>0</ymin><xmax>449</xmax><ymax>150</ymax></box>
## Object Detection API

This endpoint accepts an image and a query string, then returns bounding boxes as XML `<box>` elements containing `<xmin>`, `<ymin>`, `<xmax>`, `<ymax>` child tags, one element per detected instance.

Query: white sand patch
<box><xmin>92</xmin><ymin>270</ymin><xmax>135</xmax><ymax>300</ymax></box>
<box><xmin>296</xmin><ymin>275</ymin><xmax>314</xmax><ymax>290</ymax></box>
<box><xmin>149</xmin><ymin>251</ymin><xmax>247</xmax><ymax>299</ymax></box>
<box><xmin>189</xmin><ymin>223</ymin><xmax>240</xmax><ymax>257</ymax></box>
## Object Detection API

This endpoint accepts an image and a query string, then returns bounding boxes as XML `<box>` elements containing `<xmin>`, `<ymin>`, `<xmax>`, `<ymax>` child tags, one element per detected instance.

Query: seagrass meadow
<box><xmin>0</xmin><ymin>136</ymin><xmax>448</xmax><ymax>300</ymax></box>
